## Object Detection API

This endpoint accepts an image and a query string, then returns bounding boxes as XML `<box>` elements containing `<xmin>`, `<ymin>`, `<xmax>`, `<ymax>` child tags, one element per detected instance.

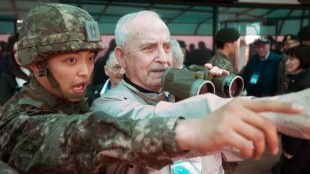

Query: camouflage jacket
<box><xmin>208</xmin><ymin>51</ymin><xmax>235</xmax><ymax>74</ymax></box>
<box><xmin>0</xmin><ymin>160</ymin><xmax>18</xmax><ymax>174</ymax></box>
<box><xmin>0</xmin><ymin>78</ymin><xmax>185</xmax><ymax>174</ymax></box>
<box><xmin>277</xmin><ymin>54</ymin><xmax>289</xmax><ymax>95</ymax></box>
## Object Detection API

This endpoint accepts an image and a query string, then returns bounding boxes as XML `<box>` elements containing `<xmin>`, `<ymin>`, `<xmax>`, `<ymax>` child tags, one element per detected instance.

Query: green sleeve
<box><xmin>4</xmin><ymin>111</ymin><xmax>186</xmax><ymax>173</ymax></box>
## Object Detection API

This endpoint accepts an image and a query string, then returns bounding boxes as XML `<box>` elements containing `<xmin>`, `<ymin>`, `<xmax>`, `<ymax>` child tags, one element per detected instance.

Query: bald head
<box><xmin>115</xmin><ymin>11</ymin><xmax>170</xmax><ymax>49</ymax></box>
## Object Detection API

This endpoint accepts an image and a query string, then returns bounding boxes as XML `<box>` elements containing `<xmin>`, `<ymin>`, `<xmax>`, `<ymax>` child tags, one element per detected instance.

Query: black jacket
<box><xmin>282</xmin><ymin>68</ymin><xmax>310</xmax><ymax>155</ymax></box>
<box><xmin>0</xmin><ymin>72</ymin><xmax>30</xmax><ymax>106</ymax></box>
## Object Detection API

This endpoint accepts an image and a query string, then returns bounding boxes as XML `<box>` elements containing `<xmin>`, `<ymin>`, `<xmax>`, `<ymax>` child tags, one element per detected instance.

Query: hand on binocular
<box><xmin>204</xmin><ymin>63</ymin><xmax>230</xmax><ymax>77</ymax></box>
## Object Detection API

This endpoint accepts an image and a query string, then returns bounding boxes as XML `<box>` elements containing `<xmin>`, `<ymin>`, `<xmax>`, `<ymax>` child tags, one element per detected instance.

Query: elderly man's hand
<box><xmin>204</xmin><ymin>63</ymin><xmax>230</xmax><ymax>77</ymax></box>
<box><xmin>175</xmin><ymin>98</ymin><xmax>304</xmax><ymax>159</ymax></box>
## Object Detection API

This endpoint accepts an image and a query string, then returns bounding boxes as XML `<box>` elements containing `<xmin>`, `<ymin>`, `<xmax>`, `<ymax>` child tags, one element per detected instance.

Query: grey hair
<box><xmin>115</xmin><ymin>11</ymin><xmax>162</xmax><ymax>48</ymax></box>
<box><xmin>170</xmin><ymin>37</ymin><xmax>184</xmax><ymax>67</ymax></box>
<box><xmin>105</xmin><ymin>51</ymin><xmax>117</xmax><ymax>66</ymax></box>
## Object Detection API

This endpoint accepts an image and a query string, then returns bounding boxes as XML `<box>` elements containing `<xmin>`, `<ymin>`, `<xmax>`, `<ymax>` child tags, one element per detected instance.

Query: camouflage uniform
<box><xmin>0</xmin><ymin>160</ymin><xmax>18</xmax><ymax>174</ymax></box>
<box><xmin>0</xmin><ymin>3</ymin><xmax>186</xmax><ymax>173</ymax></box>
<box><xmin>277</xmin><ymin>54</ymin><xmax>290</xmax><ymax>95</ymax></box>
<box><xmin>208</xmin><ymin>51</ymin><xmax>235</xmax><ymax>74</ymax></box>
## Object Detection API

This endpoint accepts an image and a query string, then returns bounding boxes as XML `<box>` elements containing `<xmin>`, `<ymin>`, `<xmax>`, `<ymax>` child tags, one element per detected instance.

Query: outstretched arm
<box><xmin>175</xmin><ymin>98</ymin><xmax>303</xmax><ymax>159</ymax></box>
<box><xmin>260</xmin><ymin>88</ymin><xmax>310</xmax><ymax>139</ymax></box>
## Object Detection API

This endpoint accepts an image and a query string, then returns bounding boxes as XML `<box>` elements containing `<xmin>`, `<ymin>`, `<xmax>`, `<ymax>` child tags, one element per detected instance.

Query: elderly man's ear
<box><xmin>114</xmin><ymin>47</ymin><xmax>126</xmax><ymax>68</ymax></box>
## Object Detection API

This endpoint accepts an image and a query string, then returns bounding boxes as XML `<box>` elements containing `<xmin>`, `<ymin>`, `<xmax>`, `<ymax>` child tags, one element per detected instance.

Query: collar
<box><xmin>23</xmin><ymin>78</ymin><xmax>89</xmax><ymax>114</ymax></box>
<box><xmin>100</xmin><ymin>79</ymin><xmax>111</xmax><ymax>96</ymax></box>
<box><xmin>216</xmin><ymin>50</ymin><xmax>230</xmax><ymax>60</ymax></box>
<box><xmin>120</xmin><ymin>79</ymin><xmax>167</xmax><ymax>105</ymax></box>
<box><xmin>260</xmin><ymin>50</ymin><xmax>270</xmax><ymax>61</ymax></box>
<box><xmin>123</xmin><ymin>75</ymin><xmax>159</xmax><ymax>94</ymax></box>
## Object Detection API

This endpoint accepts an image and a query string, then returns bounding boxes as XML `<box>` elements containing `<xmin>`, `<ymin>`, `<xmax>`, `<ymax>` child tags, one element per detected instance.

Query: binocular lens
<box><xmin>198</xmin><ymin>81</ymin><xmax>215</xmax><ymax>95</ymax></box>
<box><xmin>223</xmin><ymin>75</ymin><xmax>244</xmax><ymax>97</ymax></box>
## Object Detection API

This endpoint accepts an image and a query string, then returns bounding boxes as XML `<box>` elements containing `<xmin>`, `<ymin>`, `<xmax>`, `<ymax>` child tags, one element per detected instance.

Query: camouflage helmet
<box><xmin>17</xmin><ymin>3</ymin><xmax>104</xmax><ymax>65</ymax></box>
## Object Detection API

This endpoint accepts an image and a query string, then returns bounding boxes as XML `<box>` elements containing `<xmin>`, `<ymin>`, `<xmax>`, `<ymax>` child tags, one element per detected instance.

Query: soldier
<box><xmin>1</xmin><ymin>3</ymin><xmax>310</xmax><ymax>174</ymax></box>
<box><xmin>208</xmin><ymin>28</ymin><xmax>241</xmax><ymax>174</ymax></box>
<box><xmin>208</xmin><ymin>28</ymin><xmax>240</xmax><ymax>74</ymax></box>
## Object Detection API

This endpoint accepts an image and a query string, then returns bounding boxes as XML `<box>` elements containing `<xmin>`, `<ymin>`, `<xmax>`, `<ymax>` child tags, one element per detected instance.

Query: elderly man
<box><xmin>92</xmin><ymin>10</ymin><xmax>310</xmax><ymax>174</ymax></box>
<box><xmin>240</xmin><ymin>37</ymin><xmax>282</xmax><ymax>97</ymax></box>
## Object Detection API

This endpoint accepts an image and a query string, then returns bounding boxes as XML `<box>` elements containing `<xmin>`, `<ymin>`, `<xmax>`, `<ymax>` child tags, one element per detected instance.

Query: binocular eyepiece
<box><xmin>161</xmin><ymin>65</ymin><xmax>244</xmax><ymax>101</ymax></box>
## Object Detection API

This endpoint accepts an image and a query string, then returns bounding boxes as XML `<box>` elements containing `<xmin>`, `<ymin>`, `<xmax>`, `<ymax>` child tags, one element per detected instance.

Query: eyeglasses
<box><xmin>106</xmin><ymin>65</ymin><xmax>122</xmax><ymax>72</ymax></box>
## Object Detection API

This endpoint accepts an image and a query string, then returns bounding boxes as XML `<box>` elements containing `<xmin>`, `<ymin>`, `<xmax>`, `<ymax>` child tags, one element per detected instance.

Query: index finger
<box><xmin>242</xmin><ymin>99</ymin><xmax>304</xmax><ymax>114</ymax></box>
<box><xmin>204</xmin><ymin>63</ymin><xmax>213</xmax><ymax>70</ymax></box>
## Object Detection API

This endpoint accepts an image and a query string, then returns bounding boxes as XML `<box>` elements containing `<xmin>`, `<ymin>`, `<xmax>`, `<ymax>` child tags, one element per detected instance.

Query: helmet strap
<box><xmin>38</xmin><ymin>61</ymin><xmax>48</xmax><ymax>77</ymax></box>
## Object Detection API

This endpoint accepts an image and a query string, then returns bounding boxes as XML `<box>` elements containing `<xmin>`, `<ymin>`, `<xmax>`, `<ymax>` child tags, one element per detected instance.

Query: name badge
<box><xmin>250</xmin><ymin>73</ymin><xmax>260</xmax><ymax>85</ymax></box>
<box><xmin>171</xmin><ymin>159</ymin><xmax>201</xmax><ymax>174</ymax></box>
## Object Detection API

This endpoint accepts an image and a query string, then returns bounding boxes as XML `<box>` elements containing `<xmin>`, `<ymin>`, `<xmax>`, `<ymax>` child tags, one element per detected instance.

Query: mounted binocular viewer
<box><xmin>161</xmin><ymin>65</ymin><xmax>244</xmax><ymax>101</ymax></box>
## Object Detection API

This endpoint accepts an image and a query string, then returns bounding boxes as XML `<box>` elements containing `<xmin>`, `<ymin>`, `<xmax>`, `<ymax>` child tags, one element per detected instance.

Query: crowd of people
<box><xmin>0</xmin><ymin>3</ymin><xmax>310</xmax><ymax>174</ymax></box>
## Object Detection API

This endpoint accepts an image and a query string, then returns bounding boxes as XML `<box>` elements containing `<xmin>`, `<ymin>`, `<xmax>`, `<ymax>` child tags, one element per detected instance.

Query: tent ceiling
<box><xmin>0</xmin><ymin>0</ymin><xmax>309</xmax><ymax>35</ymax></box>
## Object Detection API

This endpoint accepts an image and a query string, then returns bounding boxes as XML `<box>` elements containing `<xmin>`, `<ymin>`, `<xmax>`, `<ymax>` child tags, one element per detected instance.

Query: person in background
<box><xmin>190</xmin><ymin>41</ymin><xmax>213</xmax><ymax>66</ymax></box>
<box><xmin>87</xmin><ymin>39</ymin><xmax>117</xmax><ymax>105</ymax></box>
<box><xmin>272</xmin><ymin>34</ymin><xmax>300</xmax><ymax>174</ymax></box>
<box><xmin>92</xmin><ymin>38</ymin><xmax>116</xmax><ymax>86</ymax></box>
<box><xmin>276</xmin><ymin>34</ymin><xmax>299</xmax><ymax>95</ymax></box>
<box><xmin>207</xmin><ymin>27</ymin><xmax>241</xmax><ymax>174</ymax></box>
<box><xmin>91</xmin><ymin>10</ymin><xmax>310</xmax><ymax>174</ymax></box>
<box><xmin>240</xmin><ymin>37</ymin><xmax>282</xmax><ymax>97</ymax></box>
<box><xmin>298</xmin><ymin>24</ymin><xmax>310</xmax><ymax>46</ymax></box>
<box><xmin>0</xmin><ymin>34</ymin><xmax>31</xmax><ymax>106</ymax></box>
<box><xmin>99</xmin><ymin>51</ymin><xmax>124</xmax><ymax>96</ymax></box>
<box><xmin>208</xmin><ymin>28</ymin><xmax>240</xmax><ymax>74</ymax></box>
<box><xmin>4</xmin><ymin>4</ymin><xmax>310</xmax><ymax>174</ymax></box>
<box><xmin>171</xmin><ymin>37</ymin><xmax>186</xmax><ymax>69</ymax></box>
<box><xmin>281</xmin><ymin>45</ymin><xmax>310</xmax><ymax>174</ymax></box>
<box><xmin>87</xmin><ymin>51</ymin><xmax>124</xmax><ymax>104</ymax></box>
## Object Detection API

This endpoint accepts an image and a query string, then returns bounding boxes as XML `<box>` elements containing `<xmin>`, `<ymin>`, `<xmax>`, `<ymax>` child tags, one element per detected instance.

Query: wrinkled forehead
<box><xmin>127</xmin><ymin>14</ymin><xmax>170</xmax><ymax>43</ymax></box>
<box><xmin>107</xmin><ymin>57</ymin><xmax>120</xmax><ymax>66</ymax></box>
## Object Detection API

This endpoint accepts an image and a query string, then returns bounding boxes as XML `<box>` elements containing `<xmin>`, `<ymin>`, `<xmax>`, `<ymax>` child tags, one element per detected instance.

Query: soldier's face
<box><xmin>47</xmin><ymin>51</ymin><xmax>95</xmax><ymax>100</ymax></box>
<box><xmin>118</xmin><ymin>14</ymin><xmax>172</xmax><ymax>92</ymax></box>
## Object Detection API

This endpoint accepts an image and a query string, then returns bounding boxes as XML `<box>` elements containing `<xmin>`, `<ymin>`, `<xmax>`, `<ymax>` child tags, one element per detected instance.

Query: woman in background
<box><xmin>281</xmin><ymin>44</ymin><xmax>310</xmax><ymax>174</ymax></box>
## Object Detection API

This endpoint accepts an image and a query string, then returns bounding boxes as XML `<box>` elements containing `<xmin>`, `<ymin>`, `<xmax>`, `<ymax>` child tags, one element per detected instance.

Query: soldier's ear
<box><xmin>29</xmin><ymin>63</ymin><xmax>40</xmax><ymax>73</ymax></box>
<box><xmin>114</xmin><ymin>46</ymin><xmax>126</xmax><ymax>68</ymax></box>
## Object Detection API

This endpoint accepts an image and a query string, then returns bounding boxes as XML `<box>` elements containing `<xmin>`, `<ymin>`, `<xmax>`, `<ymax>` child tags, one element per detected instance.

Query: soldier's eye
<box><xmin>88</xmin><ymin>56</ymin><xmax>95</xmax><ymax>62</ymax></box>
<box><xmin>66</xmin><ymin>57</ymin><xmax>76</xmax><ymax>63</ymax></box>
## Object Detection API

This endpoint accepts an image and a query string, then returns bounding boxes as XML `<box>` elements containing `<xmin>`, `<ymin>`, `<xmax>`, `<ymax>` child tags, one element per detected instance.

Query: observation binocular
<box><xmin>161</xmin><ymin>65</ymin><xmax>244</xmax><ymax>101</ymax></box>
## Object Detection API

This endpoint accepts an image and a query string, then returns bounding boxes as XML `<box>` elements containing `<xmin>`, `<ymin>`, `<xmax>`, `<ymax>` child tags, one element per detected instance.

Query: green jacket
<box><xmin>0</xmin><ymin>78</ymin><xmax>185</xmax><ymax>173</ymax></box>
<box><xmin>208</xmin><ymin>51</ymin><xmax>235</xmax><ymax>74</ymax></box>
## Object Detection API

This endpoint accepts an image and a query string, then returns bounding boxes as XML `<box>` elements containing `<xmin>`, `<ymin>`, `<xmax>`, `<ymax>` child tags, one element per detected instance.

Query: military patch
<box><xmin>85</xmin><ymin>21</ymin><xmax>101</xmax><ymax>42</ymax></box>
